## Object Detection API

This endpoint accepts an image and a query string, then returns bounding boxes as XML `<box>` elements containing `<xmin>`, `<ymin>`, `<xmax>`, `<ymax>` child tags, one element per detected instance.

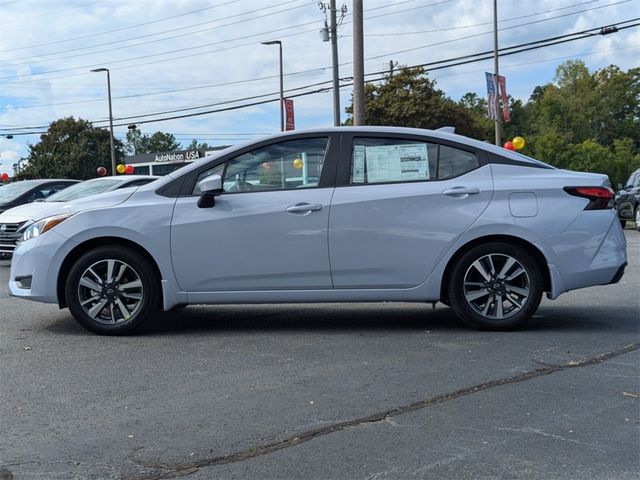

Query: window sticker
<box><xmin>365</xmin><ymin>144</ymin><xmax>428</xmax><ymax>183</ymax></box>
<box><xmin>353</xmin><ymin>145</ymin><xmax>366</xmax><ymax>183</ymax></box>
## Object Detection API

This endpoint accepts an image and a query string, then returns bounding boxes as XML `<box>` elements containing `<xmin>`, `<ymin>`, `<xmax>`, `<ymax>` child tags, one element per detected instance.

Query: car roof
<box><xmin>164</xmin><ymin>126</ymin><xmax>550</xmax><ymax>182</ymax></box>
<box><xmin>83</xmin><ymin>175</ymin><xmax>159</xmax><ymax>182</ymax></box>
<box><xmin>7</xmin><ymin>178</ymin><xmax>80</xmax><ymax>185</ymax></box>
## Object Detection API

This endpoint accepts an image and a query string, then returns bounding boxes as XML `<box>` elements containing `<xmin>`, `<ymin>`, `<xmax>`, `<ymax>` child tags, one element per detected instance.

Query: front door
<box><xmin>171</xmin><ymin>136</ymin><xmax>336</xmax><ymax>292</ymax></box>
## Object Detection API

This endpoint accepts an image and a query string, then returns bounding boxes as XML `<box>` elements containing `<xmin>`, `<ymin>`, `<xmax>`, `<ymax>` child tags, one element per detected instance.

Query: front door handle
<box><xmin>285</xmin><ymin>203</ymin><xmax>323</xmax><ymax>214</ymax></box>
<box><xmin>443</xmin><ymin>186</ymin><xmax>480</xmax><ymax>197</ymax></box>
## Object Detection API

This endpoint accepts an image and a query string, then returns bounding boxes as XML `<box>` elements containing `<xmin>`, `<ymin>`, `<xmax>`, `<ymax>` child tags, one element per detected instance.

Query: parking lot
<box><xmin>0</xmin><ymin>230</ymin><xmax>638</xmax><ymax>480</ymax></box>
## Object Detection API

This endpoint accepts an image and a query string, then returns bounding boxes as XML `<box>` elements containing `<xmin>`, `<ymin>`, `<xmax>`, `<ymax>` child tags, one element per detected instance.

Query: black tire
<box><xmin>635</xmin><ymin>206</ymin><xmax>640</xmax><ymax>232</ymax></box>
<box><xmin>447</xmin><ymin>242</ymin><xmax>543</xmax><ymax>331</ymax></box>
<box><xmin>65</xmin><ymin>246</ymin><xmax>159</xmax><ymax>335</ymax></box>
<box><xmin>619</xmin><ymin>219</ymin><xmax>627</xmax><ymax>229</ymax></box>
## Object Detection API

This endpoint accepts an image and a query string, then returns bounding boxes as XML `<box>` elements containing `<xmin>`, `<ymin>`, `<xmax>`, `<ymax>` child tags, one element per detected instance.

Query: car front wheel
<box><xmin>65</xmin><ymin>246</ymin><xmax>159</xmax><ymax>335</ymax></box>
<box><xmin>448</xmin><ymin>243</ymin><xmax>543</xmax><ymax>330</ymax></box>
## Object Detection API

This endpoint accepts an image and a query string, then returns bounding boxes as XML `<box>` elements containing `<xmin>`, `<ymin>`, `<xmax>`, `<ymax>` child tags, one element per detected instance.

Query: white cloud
<box><xmin>1</xmin><ymin>0</ymin><xmax>639</xmax><ymax>171</ymax></box>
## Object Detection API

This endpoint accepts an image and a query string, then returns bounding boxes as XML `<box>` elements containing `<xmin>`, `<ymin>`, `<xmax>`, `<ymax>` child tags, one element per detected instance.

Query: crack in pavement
<box><xmin>129</xmin><ymin>343</ymin><xmax>639</xmax><ymax>480</ymax></box>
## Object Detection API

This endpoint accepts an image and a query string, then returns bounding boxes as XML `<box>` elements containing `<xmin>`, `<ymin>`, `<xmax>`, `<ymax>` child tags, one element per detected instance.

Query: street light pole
<box><xmin>91</xmin><ymin>68</ymin><xmax>116</xmax><ymax>175</ymax></box>
<box><xmin>262</xmin><ymin>40</ymin><xmax>284</xmax><ymax>132</ymax></box>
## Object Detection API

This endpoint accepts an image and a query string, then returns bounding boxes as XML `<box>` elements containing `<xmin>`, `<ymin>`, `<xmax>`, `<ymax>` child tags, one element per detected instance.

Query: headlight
<box><xmin>20</xmin><ymin>213</ymin><xmax>74</xmax><ymax>243</ymax></box>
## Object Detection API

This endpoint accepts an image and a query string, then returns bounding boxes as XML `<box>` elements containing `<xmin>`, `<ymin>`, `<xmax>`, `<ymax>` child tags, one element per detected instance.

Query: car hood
<box><xmin>0</xmin><ymin>189</ymin><xmax>136</xmax><ymax>224</ymax></box>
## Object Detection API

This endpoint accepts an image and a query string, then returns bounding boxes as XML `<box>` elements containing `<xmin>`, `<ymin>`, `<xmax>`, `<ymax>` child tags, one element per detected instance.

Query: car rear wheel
<box><xmin>65</xmin><ymin>246</ymin><xmax>159</xmax><ymax>335</ymax></box>
<box><xmin>448</xmin><ymin>242</ymin><xmax>543</xmax><ymax>330</ymax></box>
<box><xmin>635</xmin><ymin>206</ymin><xmax>640</xmax><ymax>232</ymax></box>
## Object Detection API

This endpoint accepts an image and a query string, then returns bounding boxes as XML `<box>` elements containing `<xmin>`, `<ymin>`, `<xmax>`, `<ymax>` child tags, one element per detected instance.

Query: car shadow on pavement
<box><xmin>42</xmin><ymin>303</ymin><xmax>637</xmax><ymax>336</ymax></box>
<box><xmin>138</xmin><ymin>303</ymin><xmax>465</xmax><ymax>335</ymax></box>
<box><xmin>141</xmin><ymin>303</ymin><xmax>637</xmax><ymax>336</ymax></box>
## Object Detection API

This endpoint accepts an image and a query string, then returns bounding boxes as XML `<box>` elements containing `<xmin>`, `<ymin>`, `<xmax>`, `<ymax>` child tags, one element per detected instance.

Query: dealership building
<box><xmin>123</xmin><ymin>146</ymin><xmax>230</xmax><ymax>176</ymax></box>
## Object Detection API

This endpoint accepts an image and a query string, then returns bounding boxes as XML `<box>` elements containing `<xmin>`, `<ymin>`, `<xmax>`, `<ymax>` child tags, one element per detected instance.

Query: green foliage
<box><xmin>345</xmin><ymin>60</ymin><xmax>638</xmax><ymax>187</ymax></box>
<box><xmin>125</xmin><ymin>128</ymin><xmax>180</xmax><ymax>155</ymax></box>
<box><xmin>345</xmin><ymin>66</ymin><xmax>483</xmax><ymax>138</ymax></box>
<box><xmin>17</xmin><ymin>117</ymin><xmax>124</xmax><ymax>180</ymax></box>
<box><xmin>186</xmin><ymin>139</ymin><xmax>210</xmax><ymax>150</ymax></box>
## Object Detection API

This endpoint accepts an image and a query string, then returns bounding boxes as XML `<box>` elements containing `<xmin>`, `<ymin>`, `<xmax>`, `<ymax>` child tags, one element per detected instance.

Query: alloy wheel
<box><xmin>77</xmin><ymin>259</ymin><xmax>144</xmax><ymax>325</ymax></box>
<box><xmin>463</xmin><ymin>253</ymin><xmax>530</xmax><ymax>320</ymax></box>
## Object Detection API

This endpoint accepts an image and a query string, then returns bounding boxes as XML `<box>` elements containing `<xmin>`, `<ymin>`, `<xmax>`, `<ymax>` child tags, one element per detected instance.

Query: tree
<box><xmin>147</xmin><ymin>132</ymin><xmax>180</xmax><ymax>153</ymax></box>
<box><xmin>17</xmin><ymin>117</ymin><xmax>124</xmax><ymax>180</ymax></box>
<box><xmin>345</xmin><ymin>66</ymin><xmax>483</xmax><ymax>138</ymax></box>
<box><xmin>125</xmin><ymin>128</ymin><xmax>180</xmax><ymax>155</ymax></box>
<box><xmin>186</xmin><ymin>139</ymin><xmax>210</xmax><ymax>150</ymax></box>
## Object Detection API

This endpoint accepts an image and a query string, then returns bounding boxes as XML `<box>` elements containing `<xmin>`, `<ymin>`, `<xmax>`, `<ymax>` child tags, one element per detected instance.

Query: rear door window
<box><xmin>349</xmin><ymin>137</ymin><xmax>479</xmax><ymax>184</ymax></box>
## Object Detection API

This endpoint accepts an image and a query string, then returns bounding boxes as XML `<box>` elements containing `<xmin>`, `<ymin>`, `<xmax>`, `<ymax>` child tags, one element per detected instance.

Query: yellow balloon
<box><xmin>293</xmin><ymin>158</ymin><xmax>303</xmax><ymax>169</ymax></box>
<box><xmin>512</xmin><ymin>136</ymin><xmax>526</xmax><ymax>150</ymax></box>
<box><xmin>116</xmin><ymin>163</ymin><xmax>126</xmax><ymax>174</ymax></box>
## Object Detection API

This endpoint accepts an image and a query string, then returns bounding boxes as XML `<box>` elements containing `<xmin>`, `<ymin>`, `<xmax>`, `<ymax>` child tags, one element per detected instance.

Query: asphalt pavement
<box><xmin>0</xmin><ymin>231</ymin><xmax>638</xmax><ymax>480</ymax></box>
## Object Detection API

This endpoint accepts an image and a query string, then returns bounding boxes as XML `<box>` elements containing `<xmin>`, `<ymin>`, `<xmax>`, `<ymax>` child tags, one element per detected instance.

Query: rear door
<box><xmin>328</xmin><ymin>132</ymin><xmax>493</xmax><ymax>289</ymax></box>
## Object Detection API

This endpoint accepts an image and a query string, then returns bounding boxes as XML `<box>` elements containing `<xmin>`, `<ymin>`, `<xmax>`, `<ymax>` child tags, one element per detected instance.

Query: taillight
<box><xmin>563</xmin><ymin>186</ymin><xmax>614</xmax><ymax>210</ymax></box>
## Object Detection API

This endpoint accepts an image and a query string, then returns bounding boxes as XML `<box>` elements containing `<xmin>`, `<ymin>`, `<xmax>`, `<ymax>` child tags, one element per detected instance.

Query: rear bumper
<box><xmin>543</xmin><ymin>212</ymin><xmax>627</xmax><ymax>299</ymax></box>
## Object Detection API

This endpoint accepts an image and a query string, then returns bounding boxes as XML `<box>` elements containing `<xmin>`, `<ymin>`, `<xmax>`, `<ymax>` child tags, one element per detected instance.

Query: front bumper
<box><xmin>9</xmin><ymin>230</ymin><xmax>77</xmax><ymax>304</ymax></box>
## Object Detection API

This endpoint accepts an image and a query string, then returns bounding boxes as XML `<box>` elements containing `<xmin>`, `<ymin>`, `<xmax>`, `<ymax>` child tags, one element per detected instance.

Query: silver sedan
<box><xmin>8</xmin><ymin>127</ymin><xmax>627</xmax><ymax>334</ymax></box>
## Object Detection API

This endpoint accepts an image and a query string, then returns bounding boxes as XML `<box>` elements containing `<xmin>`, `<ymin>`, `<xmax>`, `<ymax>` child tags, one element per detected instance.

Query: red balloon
<box><xmin>503</xmin><ymin>141</ymin><xmax>516</xmax><ymax>151</ymax></box>
<box><xmin>96</xmin><ymin>166</ymin><xmax>107</xmax><ymax>176</ymax></box>
<box><xmin>0</xmin><ymin>173</ymin><xmax>8</xmax><ymax>182</ymax></box>
<box><xmin>125</xmin><ymin>164</ymin><xmax>134</xmax><ymax>174</ymax></box>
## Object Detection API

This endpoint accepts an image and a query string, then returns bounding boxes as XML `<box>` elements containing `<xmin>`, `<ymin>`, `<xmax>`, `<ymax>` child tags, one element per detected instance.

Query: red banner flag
<box><xmin>498</xmin><ymin>75</ymin><xmax>511</xmax><ymax>123</ymax></box>
<box><xmin>284</xmin><ymin>98</ymin><xmax>295</xmax><ymax>131</ymax></box>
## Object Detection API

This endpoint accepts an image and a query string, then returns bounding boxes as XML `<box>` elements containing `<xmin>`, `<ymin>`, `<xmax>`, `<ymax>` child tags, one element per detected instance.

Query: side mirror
<box><xmin>617</xmin><ymin>183</ymin><xmax>623</xmax><ymax>190</ymax></box>
<box><xmin>197</xmin><ymin>174</ymin><xmax>223</xmax><ymax>208</ymax></box>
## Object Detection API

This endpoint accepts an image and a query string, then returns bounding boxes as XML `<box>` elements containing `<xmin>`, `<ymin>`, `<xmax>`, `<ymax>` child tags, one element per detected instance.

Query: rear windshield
<box><xmin>46</xmin><ymin>179</ymin><xmax>122</xmax><ymax>202</ymax></box>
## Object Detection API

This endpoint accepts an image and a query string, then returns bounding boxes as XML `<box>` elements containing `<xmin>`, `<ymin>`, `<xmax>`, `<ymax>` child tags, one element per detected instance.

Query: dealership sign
<box><xmin>154</xmin><ymin>150</ymin><xmax>200</xmax><ymax>163</ymax></box>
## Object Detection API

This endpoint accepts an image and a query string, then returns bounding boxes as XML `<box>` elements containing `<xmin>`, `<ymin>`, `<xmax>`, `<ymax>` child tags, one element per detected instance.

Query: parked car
<box><xmin>0</xmin><ymin>175</ymin><xmax>159</xmax><ymax>257</ymax></box>
<box><xmin>8</xmin><ymin>127</ymin><xmax>627</xmax><ymax>334</ymax></box>
<box><xmin>0</xmin><ymin>179</ymin><xmax>79</xmax><ymax>215</ymax></box>
<box><xmin>615</xmin><ymin>167</ymin><xmax>640</xmax><ymax>231</ymax></box>
<box><xmin>0</xmin><ymin>179</ymin><xmax>79</xmax><ymax>257</ymax></box>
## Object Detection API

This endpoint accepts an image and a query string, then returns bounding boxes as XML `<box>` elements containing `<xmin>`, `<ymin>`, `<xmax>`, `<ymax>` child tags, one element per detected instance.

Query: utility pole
<box><xmin>352</xmin><ymin>0</ymin><xmax>365</xmax><ymax>126</ymax></box>
<box><xmin>492</xmin><ymin>0</ymin><xmax>501</xmax><ymax>146</ymax></box>
<box><xmin>320</xmin><ymin>2</ymin><xmax>346</xmax><ymax>126</ymax></box>
<box><xmin>330</xmin><ymin>0</ymin><xmax>340</xmax><ymax>126</ymax></box>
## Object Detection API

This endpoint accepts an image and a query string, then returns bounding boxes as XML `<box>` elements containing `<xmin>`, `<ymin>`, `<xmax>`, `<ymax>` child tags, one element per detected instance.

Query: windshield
<box><xmin>46</xmin><ymin>179</ymin><xmax>122</xmax><ymax>202</ymax></box>
<box><xmin>0</xmin><ymin>181</ymin><xmax>40</xmax><ymax>203</ymax></box>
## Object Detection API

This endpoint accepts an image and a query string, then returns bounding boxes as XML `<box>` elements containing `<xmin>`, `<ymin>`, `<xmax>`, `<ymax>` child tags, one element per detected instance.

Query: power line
<box><xmin>0</xmin><ymin>0</ymin><xmax>451</xmax><ymax>84</ymax></box>
<box><xmin>1</xmin><ymin>0</ymin><xmax>307</xmax><ymax>64</ymax></box>
<box><xmin>362</xmin><ymin>0</ymin><xmax>634</xmax><ymax>62</ymax></box>
<box><xmin>3</xmin><ymin>19</ymin><xmax>637</xmax><ymax>134</ymax></box>
<box><xmin>0</xmin><ymin>0</ymin><xmax>243</xmax><ymax>53</ymax></box>
<box><xmin>351</xmin><ymin>0</ymin><xmax>604</xmax><ymax>36</ymax></box>
<box><xmin>0</xmin><ymin>2</ymin><xmax>315</xmax><ymax>80</ymax></box>
<box><xmin>2</xmin><ymin>0</ymin><xmax>102</xmax><ymax>25</ymax></box>
<box><xmin>8</xmin><ymin>8</ymin><xmax>636</xmax><ymax>111</ymax></box>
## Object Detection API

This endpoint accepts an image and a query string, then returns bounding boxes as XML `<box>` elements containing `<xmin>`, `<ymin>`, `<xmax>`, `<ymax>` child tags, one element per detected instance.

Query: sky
<box><xmin>0</xmin><ymin>0</ymin><xmax>638</xmax><ymax>176</ymax></box>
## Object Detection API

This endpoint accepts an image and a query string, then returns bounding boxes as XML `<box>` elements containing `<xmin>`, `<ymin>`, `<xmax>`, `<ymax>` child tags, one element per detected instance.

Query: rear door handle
<box><xmin>443</xmin><ymin>186</ymin><xmax>480</xmax><ymax>196</ymax></box>
<box><xmin>285</xmin><ymin>203</ymin><xmax>323</xmax><ymax>214</ymax></box>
